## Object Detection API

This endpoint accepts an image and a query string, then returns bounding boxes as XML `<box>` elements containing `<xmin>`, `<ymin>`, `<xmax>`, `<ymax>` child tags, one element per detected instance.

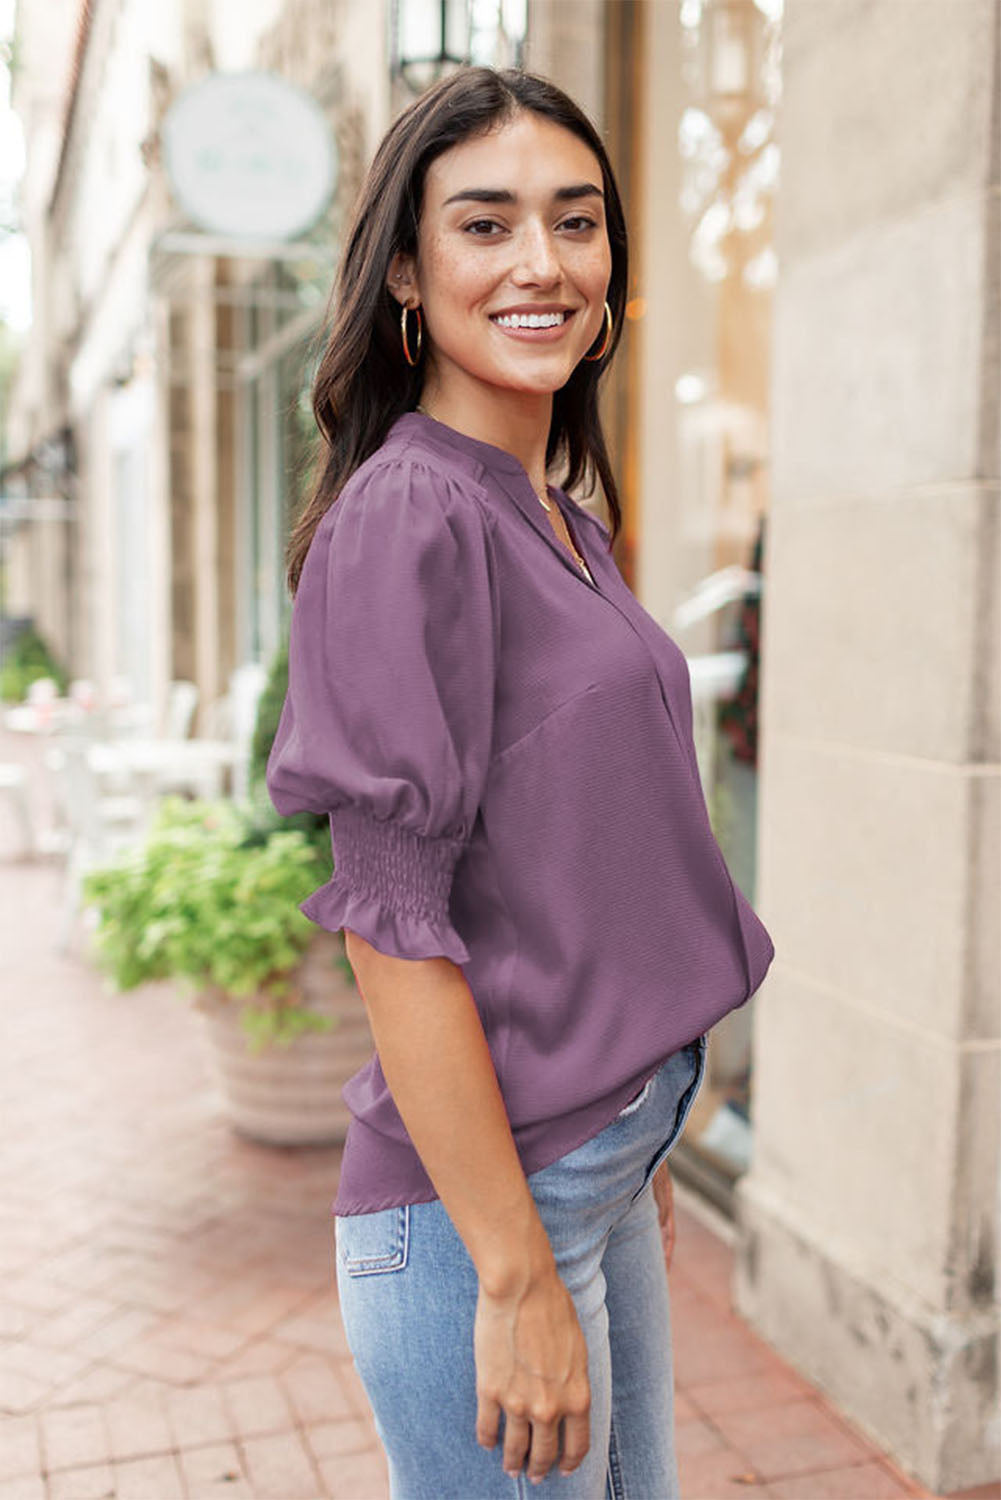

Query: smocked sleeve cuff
<box><xmin>299</xmin><ymin>804</ymin><xmax>472</xmax><ymax>965</ymax></box>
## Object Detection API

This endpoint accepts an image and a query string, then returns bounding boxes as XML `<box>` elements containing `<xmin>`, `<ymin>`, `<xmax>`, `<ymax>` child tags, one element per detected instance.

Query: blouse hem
<box><xmin>329</xmin><ymin>1037</ymin><xmax>709</xmax><ymax>1217</ymax></box>
<box><xmin>299</xmin><ymin>875</ymin><xmax>471</xmax><ymax>965</ymax></box>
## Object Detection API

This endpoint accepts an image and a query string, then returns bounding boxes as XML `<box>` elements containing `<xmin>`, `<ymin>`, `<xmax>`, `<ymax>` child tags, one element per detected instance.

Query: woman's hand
<box><xmin>652</xmin><ymin>1159</ymin><xmax>676</xmax><ymax>1270</ymax></box>
<box><xmin>474</xmin><ymin>1264</ymin><xmax>591</xmax><ymax>1483</ymax></box>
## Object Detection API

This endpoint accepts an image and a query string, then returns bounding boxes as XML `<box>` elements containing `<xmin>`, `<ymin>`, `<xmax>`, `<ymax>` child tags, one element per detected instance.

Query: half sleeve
<box><xmin>265</xmin><ymin>458</ymin><xmax>498</xmax><ymax>965</ymax></box>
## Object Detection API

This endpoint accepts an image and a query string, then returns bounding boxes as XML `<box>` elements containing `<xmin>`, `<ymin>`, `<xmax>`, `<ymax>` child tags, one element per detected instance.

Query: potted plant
<box><xmin>0</xmin><ymin>621</ymin><xmax>70</xmax><ymax>702</ymax></box>
<box><xmin>80</xmin><ymin>794</ymin><xmax>374</xmax><ymax>1146</ymax></box>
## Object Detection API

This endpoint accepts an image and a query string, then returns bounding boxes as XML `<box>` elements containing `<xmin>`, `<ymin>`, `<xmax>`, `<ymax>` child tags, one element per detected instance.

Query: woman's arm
<box><xmin>343</xmin><ymin>932</ymin><xmax>591</xmax><ymax>1482</ymax></box>
<box><xmin>344</xmin><ymin>931</ymin><xmax>554</xmax><ymax>1295</ymax></box>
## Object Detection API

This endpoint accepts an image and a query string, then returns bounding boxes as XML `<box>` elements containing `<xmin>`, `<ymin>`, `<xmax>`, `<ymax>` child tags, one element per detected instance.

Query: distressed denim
<box><xmin>334</xmin><ymin>1032</ymin><xmax>708</xmax><ymax>1500</ymax></box>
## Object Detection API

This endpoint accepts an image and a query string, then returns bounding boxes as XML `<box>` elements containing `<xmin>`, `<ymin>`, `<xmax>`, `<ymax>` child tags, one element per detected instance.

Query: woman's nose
<box><xmin>511</xmin><ymin>222</ymin><xmax>562</xmax><ymax>283</ymax></box>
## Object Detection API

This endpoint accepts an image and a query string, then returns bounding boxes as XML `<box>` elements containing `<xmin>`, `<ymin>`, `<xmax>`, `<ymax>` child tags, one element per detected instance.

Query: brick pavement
<box><xmin>0</xmin><ymin>727</ymin><xmax>994</xmax><ymax>1500</ymax></box>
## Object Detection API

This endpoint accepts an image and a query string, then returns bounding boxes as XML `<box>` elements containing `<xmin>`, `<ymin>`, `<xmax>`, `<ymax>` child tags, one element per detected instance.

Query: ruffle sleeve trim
<box><xmin>299</xmin><ymin>872</ymin><xmax>472</xmax><ymax>965</ymax></box>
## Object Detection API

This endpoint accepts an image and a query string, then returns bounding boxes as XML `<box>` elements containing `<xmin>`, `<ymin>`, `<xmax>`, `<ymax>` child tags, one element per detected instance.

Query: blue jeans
<box><xmin>334</xmin><ymin>1033</ymin><xmax>709</xmax><ymax>1500</ymax></box>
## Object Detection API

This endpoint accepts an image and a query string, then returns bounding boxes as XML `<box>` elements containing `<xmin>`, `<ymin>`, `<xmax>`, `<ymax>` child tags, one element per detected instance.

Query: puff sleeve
<box><xmin>265</xmin><ymin>458</ymin><xmax>498</xmax><ymax>965</ymax></box>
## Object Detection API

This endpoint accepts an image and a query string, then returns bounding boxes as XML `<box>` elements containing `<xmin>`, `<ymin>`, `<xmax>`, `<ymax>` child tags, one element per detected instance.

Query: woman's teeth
<box><xmin>491</xmin><ymin>311</ymin><xmax>569</xmax><ymax>329</ymax></box>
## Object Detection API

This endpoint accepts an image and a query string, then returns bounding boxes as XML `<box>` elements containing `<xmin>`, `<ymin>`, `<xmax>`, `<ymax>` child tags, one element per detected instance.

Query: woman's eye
<box><xmin>462</xmin><ymin>216</ymin><xmax>598</xmax><ymax>236</ymax></box>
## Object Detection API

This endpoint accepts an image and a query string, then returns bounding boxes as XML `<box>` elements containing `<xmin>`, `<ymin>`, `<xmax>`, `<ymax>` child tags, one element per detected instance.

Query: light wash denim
<box><xmin>334</xmin><ymin>1033</ymin><xmax>708</xmax><ymax>1500</ymax></box>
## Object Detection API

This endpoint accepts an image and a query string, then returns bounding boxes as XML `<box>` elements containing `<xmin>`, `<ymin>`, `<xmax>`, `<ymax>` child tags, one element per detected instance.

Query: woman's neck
<box><xmin>416</xmin><ymin>386</ymin><xmax>552</xmax><ymax>495</ymax></box>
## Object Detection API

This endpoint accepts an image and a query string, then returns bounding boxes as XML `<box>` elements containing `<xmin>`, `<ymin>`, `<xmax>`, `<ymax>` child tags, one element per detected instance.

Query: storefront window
<box><xmin>238</xmin><ymin>256</ymin><xmax>329</xmax><ymax>666</ymax></box>
<box><xmin>637</xmin><ymin>0</ymin><xmax>782</xmax><ymax>1205</ymax></box>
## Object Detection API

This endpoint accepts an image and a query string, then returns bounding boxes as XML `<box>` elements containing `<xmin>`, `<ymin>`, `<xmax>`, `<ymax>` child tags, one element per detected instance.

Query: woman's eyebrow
<box><xmin>442</xmin><ymin>183</ymin><xmax>605</xmax><ymax>207</ymax></box>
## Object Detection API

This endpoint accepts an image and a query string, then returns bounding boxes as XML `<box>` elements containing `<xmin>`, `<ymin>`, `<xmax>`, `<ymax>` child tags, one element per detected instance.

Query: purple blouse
<box><xmin>266</xmin><ymin>410</ymin><xmax>775</xmax><ymax>1216</ymax></box>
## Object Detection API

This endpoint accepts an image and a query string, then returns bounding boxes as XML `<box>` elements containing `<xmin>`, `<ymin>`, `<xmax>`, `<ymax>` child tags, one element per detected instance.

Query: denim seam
<box><xmin>606</xmin><ymin>1406</ymin><xmax>625</xmax><ymax>1499</ymax></box>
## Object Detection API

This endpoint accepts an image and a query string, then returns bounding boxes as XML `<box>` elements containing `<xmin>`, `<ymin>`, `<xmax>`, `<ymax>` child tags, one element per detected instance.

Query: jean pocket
<box><xmin>615</xmin><ymin>1072</ymin><xmax>656</xmax><ymax>1118</ymax></box>
<box><xmin>335</xmin><ymin>1205</ymin><xmax>410</xmax><ymax>1277</ymax></box>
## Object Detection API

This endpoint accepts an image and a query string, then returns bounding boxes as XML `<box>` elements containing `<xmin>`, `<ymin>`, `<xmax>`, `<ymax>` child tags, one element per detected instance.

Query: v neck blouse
<box><xmin>266</xmin><ymin>409</ymin><xmax>775</xmax><ymax>1216</ymax></box>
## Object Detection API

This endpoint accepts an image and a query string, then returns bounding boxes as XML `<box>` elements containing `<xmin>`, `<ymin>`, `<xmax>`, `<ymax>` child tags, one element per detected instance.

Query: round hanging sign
<box><xmin>162</xmin><ymin>70</ymin><xmax>337</xmax><ymax>240</ymax></box>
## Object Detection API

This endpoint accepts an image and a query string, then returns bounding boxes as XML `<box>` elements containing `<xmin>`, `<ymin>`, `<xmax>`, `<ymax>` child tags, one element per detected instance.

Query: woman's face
<box><xmin>388</xmin><ymin>111</ymin><xmax>613</xmax><ymax>404</ymax></box>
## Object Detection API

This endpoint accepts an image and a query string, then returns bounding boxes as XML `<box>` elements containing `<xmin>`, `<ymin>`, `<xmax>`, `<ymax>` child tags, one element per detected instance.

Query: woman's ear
<box><xmin>386</xmin><ymin>251</ymin><xmax>419</xmax><ymax>307</ymax></box>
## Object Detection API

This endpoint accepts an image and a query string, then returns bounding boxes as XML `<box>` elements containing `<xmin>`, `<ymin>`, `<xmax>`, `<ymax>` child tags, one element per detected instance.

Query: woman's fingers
<box><xmin>501</xmin><ymin>1406</ymin><xmax>586</xmax><ymax>1483</ymax></box>
<box><xmin>653</xmin><ymin>1160</ymin><xmax>676</xmax><ymax>1269</ymax></box>
<box><xmin>559</xmin><ymin>1405</ymin><xmax>591</xmax><ymax>1475</ymax></box>
<box><xmin>475</xmin><ymin>1391</ymin><xmax>502</xmax><ymax>1452</ymax></box>
<box><xmin>474</xmin><ymin>1270</ymin><xmax>591</xmax><ymax>1482</ymax></box>
<box><xmin>479</xmin><ymin>1398</ymin><xmax>591</xmax><ymax>1482</ymax></box>
<box><xmin>500</xmin><ymin>1344</ymin><xmax>591</xmax><ymax>1481</ymax></box>
<box><xmin>501</xmin><ymin>1408</ymin><xmax>534</xmax><ymax>1477</ymax></box>
<box><xmin>522</xmin><ymin>1417</ymin><xmax>561</xmax><ymax>1483</ymax></box>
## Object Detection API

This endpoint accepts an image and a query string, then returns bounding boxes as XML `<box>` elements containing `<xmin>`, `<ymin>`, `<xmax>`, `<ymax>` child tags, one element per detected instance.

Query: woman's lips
<box><xmin>488</xmin><ymin>309</ymin><xmax>577</xmax><ymax>342</ymax></box>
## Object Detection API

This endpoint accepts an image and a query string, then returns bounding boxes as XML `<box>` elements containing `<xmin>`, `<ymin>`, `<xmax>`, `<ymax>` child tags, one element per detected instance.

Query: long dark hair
<box><xmin>285</xmin><ymin>65</ymin><xmax>629</xmax><ymax>596</ymax></box>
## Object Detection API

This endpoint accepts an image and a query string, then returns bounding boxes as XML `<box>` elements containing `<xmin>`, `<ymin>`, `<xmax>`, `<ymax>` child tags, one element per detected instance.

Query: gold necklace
<box><xmin>415</xmin><ymin>403</ymin><xmax>594</xmax><ymax>582</ymax></box>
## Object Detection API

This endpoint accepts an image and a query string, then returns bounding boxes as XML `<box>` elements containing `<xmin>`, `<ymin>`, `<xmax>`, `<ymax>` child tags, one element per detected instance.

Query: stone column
<box><xmin>734</xmin><ymin>0</ymin><xmax>1000</xmax><ymax>1492</ymax></box>
<box><xmin>190</xmin><ymin>254</ymin><xmax>221</xmax><ymax>729</ymax></box>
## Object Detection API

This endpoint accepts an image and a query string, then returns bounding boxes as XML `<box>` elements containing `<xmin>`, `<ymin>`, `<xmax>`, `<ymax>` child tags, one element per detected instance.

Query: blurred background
<box><xmin>0</xmin><ymin>2</ymin><xmax>997</xmax><ymax>1497</ymax></box>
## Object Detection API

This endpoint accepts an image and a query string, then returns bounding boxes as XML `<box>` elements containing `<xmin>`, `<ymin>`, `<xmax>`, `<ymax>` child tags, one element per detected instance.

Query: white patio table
<box><xmin>4</xmin><ymin>700</ymin><xmax>85</xmax><ymax>733</ymax></box>
<box><xmin>4</xmin><ymin>701</ymin><xmax>155</xmax><ymax>737</ymax></box>
<box><xmin>86</xmin><ymin>737</ymin><xmax>240</xmax><ymax>802</ymax></box>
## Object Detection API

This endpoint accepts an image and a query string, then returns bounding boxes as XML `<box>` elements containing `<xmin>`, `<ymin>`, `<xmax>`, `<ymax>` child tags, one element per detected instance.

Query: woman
<box><xmin>266</xmin><ymin>65</ymin><xmax>775</xmax><ymax>1499</ymax></box>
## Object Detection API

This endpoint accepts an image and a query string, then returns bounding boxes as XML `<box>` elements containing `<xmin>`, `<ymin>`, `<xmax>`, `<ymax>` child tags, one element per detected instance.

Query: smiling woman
<box><xmin>283</xmin><ymin>68</ymin><xmax>628</xmax><ymax>598</ymax></box>
<box><xmin>267</xmin><ymin>63</ymin><xmax>774</xmax><ymax>1500</ymax></box>
<box><xmin>388</xmin><ymin>113</ymin><xmax>613</xmax><ymax>469</ymax></box>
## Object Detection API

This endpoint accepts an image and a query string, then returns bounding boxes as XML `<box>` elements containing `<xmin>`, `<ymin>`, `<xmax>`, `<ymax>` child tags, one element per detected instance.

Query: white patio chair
<box><xmin>163</xmin><ymin>680</ymin><xmax>199</xmax><ymax>740</ymax></box>
<box><xmin>228</xmin><ymin>662</ymin><xmax>268</xmax><ymax>803</ymax></box>
<box><xmin>201</xmin><ymin>691</ymin><xmax>232</xmax><ymax>740</ymax></box>
<box><xmin>26</xmin><ymin>676</ymin><xmax>59</xmax><ymax>704</ymax></box>
<box><xmin>0</xmin><ymin>763</ymin><xmax>36</xmax><ymax>858</ymax></box>
<box><xmin>43</xmin><ymin>738</ymin><xmax>151</xmax><ymax>954</ymax></box>
<box><xmin>106</xmin><ymin>701</ymin><xmax>157</xmax><ymax>738</ymax></box>
<box><xmin>197</xmin><ymin>663</ymin><xmax>267</xmax><ymax>802</ymax></box>
<box><xmin>99</xmin><ymin>676</ymin><xmax>154</xmax><ymax>737</ymax></box>
<box><xmin>68</xmin><ymin>678</ymin><xmax>98</xmax><ymax>711</ymax></box>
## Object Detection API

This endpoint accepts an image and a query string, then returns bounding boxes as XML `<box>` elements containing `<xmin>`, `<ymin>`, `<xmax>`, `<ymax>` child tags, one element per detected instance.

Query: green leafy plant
<box><xmin>0</xmin><ymin>624</ymin><xmax>69</xmax><ymax>702</ymax></box>
<box><xmin>81</xmin><ymin>796</ymin><xmax>339</xmax><ymax>1053</ymax></box>
<box><xmin>248</xmin><ymin>634</ymin><xmax>291</xmax><ymax>796</ymax></box>
<box><xmin>245</xmin><ymin>631</ymin><xmax>330</xmax><ymax>863</ymax></box>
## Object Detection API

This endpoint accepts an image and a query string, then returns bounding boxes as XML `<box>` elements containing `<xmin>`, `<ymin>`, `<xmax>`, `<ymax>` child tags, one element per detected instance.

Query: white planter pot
<box><xmin>193</xmin><ymin>931</ymin><xmax>373</xmax><ymax>1146</ymax></box>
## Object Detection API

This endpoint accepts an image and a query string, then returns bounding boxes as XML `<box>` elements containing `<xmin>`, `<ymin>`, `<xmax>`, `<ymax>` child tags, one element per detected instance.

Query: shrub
<box><xmin>81</xmin><ymin>796</ymin><xmax>338</xmax><ymax>1052</ymax></box>
<box><xmin>0</xmin><ymin>624</ymin><xmax>69</xmax><ymax>702</ymax></box>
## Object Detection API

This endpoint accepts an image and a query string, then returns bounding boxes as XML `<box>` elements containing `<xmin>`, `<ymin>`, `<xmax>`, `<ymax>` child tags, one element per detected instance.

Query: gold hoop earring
<box><xmin>583</xmin><ymin>299</ymin><xmax>613</xmax><ymax>362</ymax></box>
<box><xmin>401</xmin><ymin>302</ymin><xmax>422</xmax><ymax>365</ymax></box>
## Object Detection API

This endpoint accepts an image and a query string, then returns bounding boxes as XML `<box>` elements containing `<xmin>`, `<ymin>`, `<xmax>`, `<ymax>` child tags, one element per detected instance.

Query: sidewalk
<box><xmin>0</xmin><ymin>729</ymin><xmax>992</xmax><ymax>1500</ymax></box>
